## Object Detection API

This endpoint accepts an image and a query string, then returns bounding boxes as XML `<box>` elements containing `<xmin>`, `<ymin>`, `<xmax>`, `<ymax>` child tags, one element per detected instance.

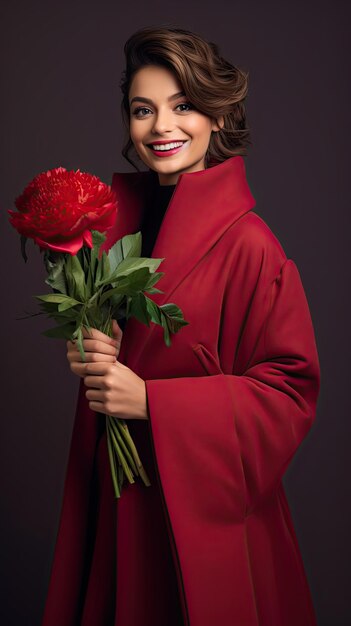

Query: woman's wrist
<box><xmin>137</xmin><ymin>379</ymin><xmax>149</xmax><ymax>420</ymax></box>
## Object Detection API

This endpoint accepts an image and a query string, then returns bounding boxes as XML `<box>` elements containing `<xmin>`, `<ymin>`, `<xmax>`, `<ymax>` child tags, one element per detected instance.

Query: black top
<box><xmin>141</xmin><ymin>182</ymin><xmax>176</xmax><ymax>258</ymax></box>
<box><xmin>118</xmin><ymin>181</ymin><xmax>176</xmax><ymax>332</ymax></box>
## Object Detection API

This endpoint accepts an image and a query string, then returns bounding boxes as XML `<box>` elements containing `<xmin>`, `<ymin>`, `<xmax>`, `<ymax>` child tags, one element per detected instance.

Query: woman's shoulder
<box><xmin>221</xmin><ymin>209</ymin><xmax>289</xmax><ymax>281</ymax></box>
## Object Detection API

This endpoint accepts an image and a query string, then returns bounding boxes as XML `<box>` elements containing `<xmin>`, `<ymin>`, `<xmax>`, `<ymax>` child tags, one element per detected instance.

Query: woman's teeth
<box><xmin>150</xmin><ymin>141</ymin><xmax>185</xmax><ymax>151</ymax></box>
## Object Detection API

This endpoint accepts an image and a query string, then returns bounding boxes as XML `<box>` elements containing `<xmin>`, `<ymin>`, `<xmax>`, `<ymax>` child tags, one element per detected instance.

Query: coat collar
<box><xmin>103</xmin><ymin>155</ymin><xmax>255</xmax><ymax>306</ymax></box>
<box><xmin>101</xmin><ymin>155</ymin><xmax>256</xmax><ymax>362</ymax></box>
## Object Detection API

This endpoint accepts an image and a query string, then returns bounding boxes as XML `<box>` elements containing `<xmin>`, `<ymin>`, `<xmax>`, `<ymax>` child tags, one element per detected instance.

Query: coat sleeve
<box><xmin>145</xmin><ymin>258</ymin><xmax>321</xmax><ymax>521</ymax></box>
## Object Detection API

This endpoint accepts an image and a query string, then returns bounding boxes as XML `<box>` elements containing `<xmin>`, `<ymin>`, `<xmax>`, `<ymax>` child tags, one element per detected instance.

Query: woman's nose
<box><xmin>151</xmin><ymin>108</ymin><xmax>175</xmax><ymax>134</ymax></box>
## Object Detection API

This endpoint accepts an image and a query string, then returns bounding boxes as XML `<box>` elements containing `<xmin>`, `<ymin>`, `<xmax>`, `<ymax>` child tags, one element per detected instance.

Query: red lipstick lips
<box><xmin>147</xmin><ymin>139</ymin><xmax>188</xmax><ymax>157</ymax></box>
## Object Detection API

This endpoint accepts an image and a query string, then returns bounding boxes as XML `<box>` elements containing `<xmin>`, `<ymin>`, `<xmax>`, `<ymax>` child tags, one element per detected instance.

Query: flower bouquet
<box><xmin>8</xmin><ymin>167</ymin><xmax>188</xmax><ymax>497</ymax></box>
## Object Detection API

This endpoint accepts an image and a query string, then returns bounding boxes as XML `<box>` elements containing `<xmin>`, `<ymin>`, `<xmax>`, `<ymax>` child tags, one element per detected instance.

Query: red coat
<box><xmin>42</xmin><ymin>156</ymin><xmax>320</xmax><ymax>626</ymax></box>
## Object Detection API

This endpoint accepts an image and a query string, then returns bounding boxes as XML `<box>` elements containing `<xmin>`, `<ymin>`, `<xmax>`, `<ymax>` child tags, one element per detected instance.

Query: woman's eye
<box><xmin>132</xmin><ymin>106</ymin><xmax>152</xmax><ymax>117</ymax></box>
<box><xmin>176</xmin><ymin>102</ymin><xmax>194</xmax><ymax>112</ymax></box>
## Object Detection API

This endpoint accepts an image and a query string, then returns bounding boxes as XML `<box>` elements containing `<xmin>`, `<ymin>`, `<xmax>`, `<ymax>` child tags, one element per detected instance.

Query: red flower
<box><xmin>8</xmin><ymin>167</ymin><xmax>118</xmax><ymax>255</ymax></box>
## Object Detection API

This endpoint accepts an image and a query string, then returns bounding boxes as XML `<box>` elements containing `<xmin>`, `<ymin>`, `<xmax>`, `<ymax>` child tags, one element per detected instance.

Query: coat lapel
<box><xmin>102</xmin><ymin>156</ymin><xmax>256</xmax><ymax>365</ymax></box>
<box><xmin>150</xmin><ymin>156</ymin><xmax>256</xmax><ymax>306</ymax></box>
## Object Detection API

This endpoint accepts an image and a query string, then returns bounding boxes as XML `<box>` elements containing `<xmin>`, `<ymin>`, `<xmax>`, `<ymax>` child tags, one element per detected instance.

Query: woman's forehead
<box><xmin>129</xmin><ymin>65</ymin><xmax>183</xmax><ymax>100</ymax></box>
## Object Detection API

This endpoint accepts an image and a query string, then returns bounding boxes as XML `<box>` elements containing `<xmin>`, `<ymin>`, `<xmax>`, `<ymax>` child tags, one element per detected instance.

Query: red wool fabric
<box><xmin>41</xmin><ymin>156</ymin><xmax>320</xmax><ymax>626</ymax></box>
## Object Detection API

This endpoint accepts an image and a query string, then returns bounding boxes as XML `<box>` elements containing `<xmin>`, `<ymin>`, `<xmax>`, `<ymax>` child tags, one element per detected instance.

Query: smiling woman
<box><xmin>41</xmin><ymin>24</ymin><xmax>320</xmax><ymax>626</ymax></box>
<box><xmin>120</xmin><ymin>26</ymin><xmax>251</xmax><ymax>178</ymax></box>
<box><xmin>128</xmin><ymin>64</ymin><xmax>224</xmax><ymax>184</ymax></box>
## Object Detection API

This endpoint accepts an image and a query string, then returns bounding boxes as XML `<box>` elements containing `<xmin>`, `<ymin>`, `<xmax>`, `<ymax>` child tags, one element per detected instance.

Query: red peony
<box><xmin>8</xmin><ymin>167</ymin><xmax>118</xmax><ymax>255</ymax></box>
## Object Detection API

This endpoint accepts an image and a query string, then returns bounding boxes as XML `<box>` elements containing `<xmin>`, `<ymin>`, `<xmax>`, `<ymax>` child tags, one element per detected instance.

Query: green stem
<box><xmin>117</xmin><ymin>419</ymin><xmax>151</xmax><ymax>487</ymax></box>
<box><xmin>87</xmin><ymin>286</ymin><xmax>104</xmax><ymax>308</ymax></box>
<box><xmin>117</xmin><ymin>464</ymin><xmax>124</xmax><ymax>493</ymax></box>
<box><xmin>106</xmin><ymin>417</ymin><xmax>121</xmax><ymax>498</ymax></box>
<box><xmin>108</xmin><ymin>416</ymin><xmax>138</xmax><ymax>475</ymax></box>
<box><xmin>108</xmin><ymin>426</ymin><xmax>135</xmax><ymax>484</ymax></box>
<box><xmin>85</xmin><ymin>312</ymin><xmax>150</xmax><ymax>495</ymax></box>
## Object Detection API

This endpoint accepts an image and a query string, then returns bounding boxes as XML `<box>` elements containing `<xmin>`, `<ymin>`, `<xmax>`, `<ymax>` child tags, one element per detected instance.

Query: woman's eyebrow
<box><xmin>130</xmin><ymin>91</ymin><xmax>186</xmax><ymax>106</ymax></box>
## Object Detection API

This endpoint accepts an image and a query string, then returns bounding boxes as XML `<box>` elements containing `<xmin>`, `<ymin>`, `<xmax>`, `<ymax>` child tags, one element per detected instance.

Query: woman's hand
<box><xmin>66</xmin><ymin>319</ymin><xmax>148</xmax><ymax>420</ymax></box>
<box><xmin>84</xmin><ymin>360</ymin><xmax>148</xmax><ymax>421</ymax></box>
<box><xmin>66</xmin><ymin>319</ymin><xmax>123</xmax><ymax>378</ymax></box>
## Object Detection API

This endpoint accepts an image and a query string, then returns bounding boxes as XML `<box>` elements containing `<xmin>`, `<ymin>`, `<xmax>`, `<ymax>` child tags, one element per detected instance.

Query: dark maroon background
<box><xmin>0</xmin><ymin>1</ymin><xmax>349</xmax><ymax>624</ymax></box>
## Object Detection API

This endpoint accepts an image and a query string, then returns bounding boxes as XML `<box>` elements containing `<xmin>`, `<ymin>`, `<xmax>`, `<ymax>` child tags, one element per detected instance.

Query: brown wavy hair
<box><xmin>120</xmin><ymin>25</ymin><xmax>252</xmax><ymax>170</ymax></box>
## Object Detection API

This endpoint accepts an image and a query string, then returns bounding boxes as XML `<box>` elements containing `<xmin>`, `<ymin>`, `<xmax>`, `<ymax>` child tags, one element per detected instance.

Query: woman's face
<box><xmin>128</xmin><ymin>65</ymin><xmax>223</xmax><ymax>185</ymax></box>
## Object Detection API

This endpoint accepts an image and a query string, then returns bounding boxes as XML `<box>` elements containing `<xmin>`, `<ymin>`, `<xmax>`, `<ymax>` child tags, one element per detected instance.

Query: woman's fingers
<box><xmin>68</xmin><ymin>350</ymin><xmax>117</xmax><ymax>363</ymax></box>
<box><xmin>69</xmin><ymin>354</ymin><xmax>116</xmax><ymax>378</ymax></box>
<box><xmin>67</xmin><ymin>338</ymin><xmax>117</xmax><ymax>357</ymax></box>
<box><xmin>66</xmin><ymin>322</ymin><xmax>123</xmax><ymax>378</ymax></box>
<box><xmin>81</xmin><ymin>325</ymin><xmax>119</xmax><ymax>345</ymax></box>
<box><xmin>69</xmin><ymin>362</ymin><xmax>87</xmax><ymax>378</ymax></box>
<box><xmin>67</xmin><ymin>323</ymin><xmax>122</xmax><ymax>351</ymax></box>
<box><xmin>82</xmin><ymin>338</ymin><xmax>118</xmax><ymax>356</ymax></box>
<box><xmin>66</xmin><ymin>339</ymin><xmax>118</xmax><ymax>379</ymax></box>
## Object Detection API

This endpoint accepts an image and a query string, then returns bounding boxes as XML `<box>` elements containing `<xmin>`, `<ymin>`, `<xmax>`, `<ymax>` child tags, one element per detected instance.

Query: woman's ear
<box><xmin>212</xmin><ymin>115</ymin><xmax>224</xmax><ymax>132</ymax></box>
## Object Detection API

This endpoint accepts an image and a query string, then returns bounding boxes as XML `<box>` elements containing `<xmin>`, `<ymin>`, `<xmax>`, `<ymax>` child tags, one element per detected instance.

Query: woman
<box><xmin>42</xmin><ymin>26</ymin><xmax>320</xmax><ymax>626</ymax></box>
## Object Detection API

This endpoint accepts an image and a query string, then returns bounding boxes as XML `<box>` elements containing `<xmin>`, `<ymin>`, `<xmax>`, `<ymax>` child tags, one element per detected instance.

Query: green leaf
<box><xmin>125</xmin><ymin>267</ymin><xmax>154</xmax><ymax>291</ymax></box>
<box><xmin>108</xmin><ymin>295</ymin><xmax>127</xmax><ymax>321</ymax></box>
<box><xmin>86</xmin><ymin>268</ymin><xmax>93</xmax><ymax>300</ymax></box>
<box><xmin>96</xmin><ymin>250</ymin><xmax>111</xmax><ymax>286</ymax></box>
<box><xmin>96</xmin><ymin>257</ymin><xmax>164</xmax><ymax>287</ymax></box>
<box><xmin>159</xmin><ymin>302</ymin><xmax>189</xmax><ymax>333</ymax></box>
<box><xmin>49</xmin><ymin>309</ymin><xmax>81</xmax><ymax>323</ymax></box>
<box><xmin>95</xmin><ymin>255</ymin><xmax>102</xmax><ymax>285</ymax></box>
<box><xmin>107</xmin><ymin>239</ymin><xmax>124</xmax><ymax>274</ymax></box>
<box><xmin>129</xmin><ymin>293</ymin><xmax>150</xmax><ymax>326</ymax></box>
<box><xmin>35</xmin><ymin>293</ymin><xmax>80</xmax><ymax>304</ymax></box>
<box><xmin>65</xmin><ymin>255</ymin><xmax>86</xmax><ymax>301</ymax></box>
<box><xmin>117</xmin><ymin>256</ymin><xmax>164</xmax><ymax>276</ymax></box>
<box><xmin>88</xmin><ymin>230</ymin><xmax>106</xmax><ymax>284</ymax></box>
<box><xmin>45</xmin><ymin>267</ymin><xmax>68</xmax><ymax>294</ymax></box>
<box><xmin>101</xmin><ymin>250</ymin><xmax>110</xmax><ymax>279</ymax></box>
<box><xmin>36</xmin><ymin>296</ymin><xmax>79</xmax><ymax>313</ymax></box>
<box><xmin>145</xmin><ymin>287</ymin><xmax>163</xmax><ymax>294</ymax></box>
<box><xmin>98</xmin><ymin>268</ymin><xmax>152</xmax><ymax>306</ymax></box>
<box><xmin>98</xmin><ymin>285</ymin><xmax>127</xmax><ymax>307</ymax></box>
<box><xmin>121</xmin><ymin>232</ymin><xmax>142</xmax><ymax>259</ymax></box>
<box><xmin>143</xmin><ymin>271</ymin><xmax>164</xmax><ymax>292</ymax></box>
<box><xmin>58</xmin><ymin>297</ymin><xmax>83</xmax><ymax>312</ymax></box>
<box><xmin>79</xmin><ymin>247</ymin><xmax>93</xmax><ymax>292</ymax></box>
<box><xmin>108</xmin><ymin>294</ymin><xmax>125</xmax><ymax>319</ymax></box>
<box><xmin>64</xmin><ymin>255</ymin><xmax>74</xmax><ymax>297</ymax></box>
<box><xmin>142</xmin><ymin>296</ymin><xmax>189</xmax><ymax>346</ymax></box>
<box><xmin>36</xmin><ymin>300</ymin><xmax>82</xmax><ymax>328</ymax></box>
<box><xmin>110</xmin><ymin>292</ymin><xmax>124</xmax><ymax>307</ymax></box>
<box><xmin>76</xmin><ymin>247</ymin><xmax>86</xmax><ymax>273</ymax></box>
<box><xmin>144</xmin><ymin>296</ymin><xmax>163</xmax><ymax>325</ymax></box>
<box><xmin>161</xmin><ymin>317</ymin><xmax>171</xmax><ymax>347</ymax></box>
<box><xmin>43</xmin><ymin>252</ymin><xmax>69</xmax><ymax>296</ymax></box>
<box><xmin>105</xmin><ymin>232</ymin><xmax>143</xmax><ymax>284</ymax></box>
<box><xmin>43</xmin><ymin>249</ymin><xmax>65</xmax><ymax>272</ymax></box>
